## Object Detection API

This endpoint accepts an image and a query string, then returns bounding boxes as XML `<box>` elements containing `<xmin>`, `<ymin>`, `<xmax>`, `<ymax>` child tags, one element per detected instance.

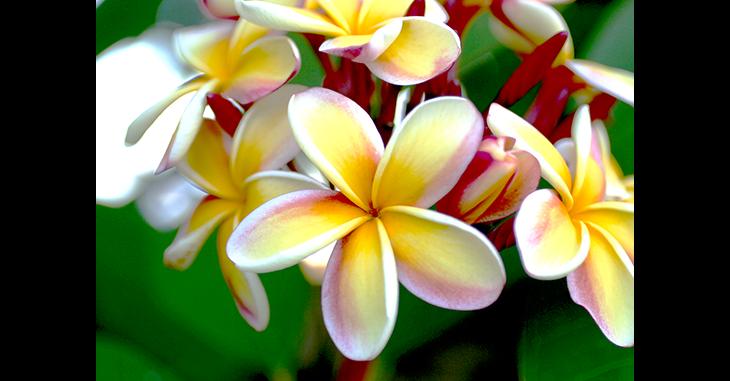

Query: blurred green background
<box><xmin>96</xmin><ymin>0</ymin><xmax>634</xmax><ymax>379</ymax></box>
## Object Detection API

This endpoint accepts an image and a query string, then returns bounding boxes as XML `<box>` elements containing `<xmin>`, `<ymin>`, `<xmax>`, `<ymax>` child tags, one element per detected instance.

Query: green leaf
<box><xmin>96</xmin><ymin>331</ymin><xmax>186</xmax><ymax>381</ymax></box>
<box><xmin>517</xmin><ymin>280</ymin><xmax>634</xmax><ymax>381</ymax></box>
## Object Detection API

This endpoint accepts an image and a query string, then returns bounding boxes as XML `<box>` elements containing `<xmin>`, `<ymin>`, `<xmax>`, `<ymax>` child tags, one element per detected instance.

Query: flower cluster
<box><xmin>97</xmin><ymin>0</ymin><xmax>634</xmax><ymax>363</ymax></box>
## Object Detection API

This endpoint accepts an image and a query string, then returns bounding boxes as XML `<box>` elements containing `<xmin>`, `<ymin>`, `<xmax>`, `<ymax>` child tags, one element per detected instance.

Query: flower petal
<box><xmin>226</xmin><ymin>189</ymin><xmax>370</xmax><ymax>272</ymax></box>
<box><xmin>176</xmin><ymin>118</ymin><xmax>243</xmax><ymax>199</ymax></box>
<box><xmin>224</xmin><ymin>35</ymin><xmax>301</xmax><ymax>105</ymax></box>
<box><xmin>299</xmin><ymin>241</ymin><xmax>336</xmax><ymax>286</ymax></box>
<box><xmin>319</xmin><ymin>21</ymin><xmax>401</xmax><ymax>63</ymax></box>
<box><xmin>357</xmin><ymin>0</ymin><xmax>414</xmax><ymax>32</ymax></box>
<box><xmin>568</xmin><ymin>223</ymin><xmax>634</xmax><ymax>347</ymax></box>
<box><xmin>476</xmin><ymin>149</ymin><xmax>541</xmax><ymax>223</ymax></box>
<box><xmin>365</xmin><ymin>17</ymin><xmax>460</xmax><ymax>85</ymax></box>
<box><xmin>314</xmin><ymin>0</ymin><xmax>358</xmax><ymax>33</ymax></box>
<box><xmin>593</xmin><ymin>120</ymin><xmax>633</xmax><ymax>202</ymax></box>
<box><xmin>230</xmin><ymin>84</ymin><xmax>308</xmax><ymax>186</ymax></box>
<box><xmin>229</xmin><ymin>19</ymin><xmax>271</xmax><ymax>59</ymax></box>
<box><xmin>322</xmin><ymin>219</ymin><xmax>398</xmax><ymax>361</ymax></box>
<box><xmin>157</xmin><ymin>78</ymin><xmax>221</xmax><ymax>173</ymax></box>
<box><xmin>487</xmin><ymin>103</ymin><xmax>574</xmax><ymax>210</ymax></box>
<box><xmin>235</xmin><ymin>0</ymin><xmax>348</xmax><ymax>36</ymax></box>
<box><xmin>238</xmin><ymin>170</ymin><xmax>330</xmax><ymax>217</ymax></box>
<box><xmin>288</xmin><ymin>88</ymin><xmax>384</xmax><ymax>210</ymax></box>
<box><xmin>163</xmin><ymin>195</ymin><xmax>240</xmax><ymax>270</ymax></box>
<box><xmin>125</xmin><ymin>77</ymin><xmax>207</xmax><ymax>145</ymax></box>
<box><xmin>135</xmin><ymin>170</ymin><xmax>208</xmax><ymax>231</ymax></box>
<box><xmin>572</xmin><ymin>201</ymin><xmax>634</xmax><ymax>264</ymax></box>
<box><xmin>437</xmin><ymin>149</ymin><xmax>513</xmax><ymax>223</ymax></box>
<box><xmin>565</xmin><ymin>59</ymin><xmax>634</xmax><ymax>107</ymax></box>
<box><xmin>571</xmin><ymin>105</ymin><xmax>606</xmax><ymax>211</ymax></box>
<box><xmin>201</xmin><ymin>0</ymin><xmax>241</xmax><ymax>20</ymax></box>
<box><xmin>487</xmin><ymin>0</ymin><xmax>573</xmax><ymax>65</ymax></box>
<box><xmin>373</xmin><ymin>96</ymin><xmax>482</xmax><ymax>209</ymax></box>
<box><xmin>357</xmin><ymin>0</ymin><xmax>449</xmax><ymax>31</ymax></box>
<box><xmin>175</xmin><ymin>21</ymin><xmax>236</xmax><ymax>76</ymax></box>
<box><xmin>291</xmin><ymin>150</ymin><xmax>329</xmax><ymax>185</ymax></box>
<box><xmin>217</xmin><ymin>216</ymin><xmax>270</xmax><ymax>331</ymax></box>
<box><xmin>380</xmin><ymin>206</ymin><xmax>506</xmax><ymax>310</ymax></box>
<box><xmin>513</xmin><ymin>189</ymin><xmax>590</xmax><ymax>279</ymax></box>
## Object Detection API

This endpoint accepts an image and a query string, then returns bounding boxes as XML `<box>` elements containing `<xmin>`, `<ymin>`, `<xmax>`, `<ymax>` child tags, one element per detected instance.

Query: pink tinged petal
<box><xmin>157</xmin><ymin>78</ymin><xmax>221</xmax><ymax>174</ymax></box>
<box><xmin>288</xmin><ymin>88</ymin><xmax>384</xmax><ymax>210</ymax></box>
<box><xmin>224</xmin><ymin>36</ymin><xmax>301</xmax><ymax>105</ymax></box>
<box><xmin>570</xmin><ymin>105</ymin><xmax>607</xmax><ymax>211</ymax></box>
<box><xmin>226</xmin><ymin>189</ymin><xmax>370</xmax><ymax>272</ymax></box>
<box><xmin>164</xmin><ymin>195</ymin><xmax>241</xmax><ymax>270</ymax></box>
<box><xmin>175</xmin><ymin>21</ymin><xmax>237</xmax><ymax>76</ymax></box>
<box><xmin>436</xmin><ymin>150</ymin><xmax>510</xmax><ymax>223</ymax></box>
<box><xmin>322</xmin><ymin>219</ymin><xmax>399</xmax><ymax>361</ymax></box>
<box><xmin>457</xmin><ymin>137</ymin><xmax>523</xmax><ymax>222</ymax></box>
<box><xmin>229</xmin><ymin>84</ymin><xmax>308</xmax><ymax>185</ymax></box>
<box><xmin>514</xmin><ymin>189</ymin><xmax>590</xmax><ymax>280</ymax></box>
<box><xmin>476</xmin><ymin>149</ymin><xmax>541</xmax><ymax>223</ymax></box>
<box><xmin>459</xmin><ymin>152</ymin><xmax>517</xmax><ymax>224</ymax></box>
<box><xmin>235</xmin><ymin>0</ymin><xmax>348</xmax><ymax>36</ymax></box>
<box><xmin>571</xmin><ymin>202</ymin><xmax>634</xmax><ymax>264</ymax></box>
<box><xmin>565</xmin><ymin>59</ymin><xmax>634</xmax><ymax>107</ymax></box>
<box><xmin>319</xmin><ymin>21</ymin><xmax>401</xmax><ymax>63</ymax></box>
<box><xmin>175</xmin><ymin>118</ymin><xmax>243</xmax><ymax>200</ymax></box>
<box><xmin>568</xmin><ymin>223</ymin><xmax>634</xmax><ymax>347</ymax></box>
<box><xmin>125</xmin><ymin>76</ymin><xmax>207</xmax><ymax>145</ymax></box>
<box><xmin>365</xmin><ymin>17</ymin><xmax>461</xmax><ymax>86</ymax></box>
<box><xmin>238</xmin><ymin>170</ymin><xmax>330</xmax><ymax>217</ymax></box>
<box><xmin>380</xmin><ymin>206</ymin><xmax>506</xmax><ymax>310</ymax></box>
<box><xmin>373</xmin><ymin>96</ymin><xmax>482</xmax><ymax>209</ymax></box>
<box><xmin>487</xmin><ymin>103</ymin><xmax>574</xmax><ymax>210</ymax></box>
<box><xmin>216</xmin><ymin>216</ymin><xmax>270</xmax><ymax>331</ymax></box>
<box><xmin>488</xmin><ymin>0</ymin><xmax>573</xmax><ymax>64</ymax></box>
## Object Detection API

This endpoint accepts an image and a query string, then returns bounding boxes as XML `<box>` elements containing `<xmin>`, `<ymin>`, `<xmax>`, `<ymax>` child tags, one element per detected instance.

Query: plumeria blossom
<box><xmin>164</xmin><ymin>85</ymin><xmax>331</xmax><ymax>331</ymax></box>
<box><xmin>437</xmin><ymin>135</ymin><xmax>540</xmax><ymax>225</ymax></box>
<box><xmin>234</xmin><ymin>0</ymin><xmax>461</xmax><ymax>85</ymax></box>
<box><xmin>125</xmin><ymin>19</ymin><xmax>301</xmax><ymax>173</ymax></box>
<box><xmin>226</xmin><ymin>87</ymin><xmax>506</xmax><ymax>360</ymax></box>
<box><xmin>487</xmin><ymin>102</ymin><xmax>634</xmax><ymax>347</ymax></box>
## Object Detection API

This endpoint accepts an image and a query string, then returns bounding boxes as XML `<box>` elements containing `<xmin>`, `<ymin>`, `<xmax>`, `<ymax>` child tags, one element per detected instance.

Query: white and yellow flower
<box><xmin>164</xmin><ymin>85</ymin><xmax>327</xmax><ymax>331</ymax></box>
<box><xmin>487</xmin><ymin>102</ymin><xmax>634</xmax><ymax>347</ymax></box>
<box><xmin>125</xmin><ymin>19</ymin><xmax>301</xmax><ymax>173</ymax></box>
<box><xmin>234</xmin><ymin>0</ymin><xmax>460</xmax><ymax>85</ymax></box>
<box><xmin>226</xmin><ymin>88</ymin><xmax>506</xmax><ymax>360</ymax></box>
